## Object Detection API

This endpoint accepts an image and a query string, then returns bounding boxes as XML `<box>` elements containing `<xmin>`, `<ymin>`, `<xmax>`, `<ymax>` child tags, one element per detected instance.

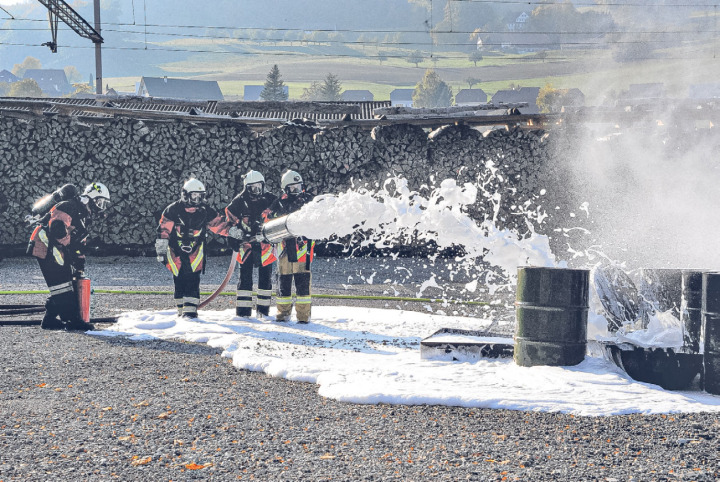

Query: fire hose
<box><xmin>198</xmin><ymin>251</ymin><xmax>237</xmax><ymax>309</ymax></box>
<box><xmin>198</xmin><ymin>213</ymin><xmax>299</xmax><ymax>309</ymax></box>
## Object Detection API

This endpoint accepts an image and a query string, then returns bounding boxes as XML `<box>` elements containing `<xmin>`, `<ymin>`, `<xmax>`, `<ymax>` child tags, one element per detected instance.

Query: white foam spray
<box><xmin>288</xmin><ymin>176</ymin><xmax>559</xmax><ymax>285</ymax></box>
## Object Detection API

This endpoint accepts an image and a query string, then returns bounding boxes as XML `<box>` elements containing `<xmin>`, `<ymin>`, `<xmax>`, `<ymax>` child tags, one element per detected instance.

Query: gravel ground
<box><xmin>1</xmin><ymin>256</ymin><xmax>720</xmax><ymax>480</ymax></box>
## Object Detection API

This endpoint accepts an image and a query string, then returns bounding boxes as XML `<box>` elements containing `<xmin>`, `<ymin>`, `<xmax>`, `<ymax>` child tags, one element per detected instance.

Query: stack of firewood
<box><xmin>0</xmin><ymin>112</ymin><xmax>558</xmax><ymax>249</ymax></box>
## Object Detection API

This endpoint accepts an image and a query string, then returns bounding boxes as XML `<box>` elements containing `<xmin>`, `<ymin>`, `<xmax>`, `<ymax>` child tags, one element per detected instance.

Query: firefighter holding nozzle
<box><xmin>28</xmin><ymin>182</ymin><xmax>111</xmax><ymax>330</ymax></box>
<box><xmin>156</xmin><ymin>178</ymin><xmax>225</xmax><ymax>318</ymax></box>
<box><xmin>217</xmin><ymin>170</ymin><xmax>277</xmax><ymax>318</ymax></box>
<box><xmin>269</xmin><ymin>170</ymin><xmax>315</xmax><ymax>323</ymax></box>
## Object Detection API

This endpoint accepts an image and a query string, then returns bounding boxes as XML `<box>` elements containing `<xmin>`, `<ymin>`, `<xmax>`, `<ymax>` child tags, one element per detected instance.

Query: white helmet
<box><xmin>82</xmin><ymin>182</ymin><xmax>110</xmax><ymax>211</ymax></box>
<box><xmin>243</xmin><ymin>170</ymin><xmax>265</xmax><ymax>197</ymax></box>
<box><xmin>182</xmin><ymin>178</ymin><xmax>206</xmax><ymax>206</ymax></box>
<box><xmin>281</xmin><ymin>170</ymin><xmax>303</xmax><ymax>194</ymax></box>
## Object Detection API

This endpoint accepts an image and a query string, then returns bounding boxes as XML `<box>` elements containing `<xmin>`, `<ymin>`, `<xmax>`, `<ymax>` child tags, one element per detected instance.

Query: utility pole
<box><xmin>36</xmin><ymin>0</ymin><xmax>104</xmax><ymax>94</ymax></box>
<box><xmin>93</xmin><ymin>0</ymin><xmax>101</xmax><ymax>95</ymax></box>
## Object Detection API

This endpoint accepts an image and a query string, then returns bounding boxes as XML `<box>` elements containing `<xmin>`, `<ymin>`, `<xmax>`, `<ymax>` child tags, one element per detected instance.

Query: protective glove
<box><xmin>228</xmin><ymin>226</ymin><xmax>247</xmax><ymax>240</ymax></box>
<box><xmin>73</xmin><ymin>253</ymin><xmax>86</xmax><ymax>274</ymax></box>
<box><xmin>155</xmin><ymin>238</ymin><xmax>169</xmax><ymax>263</ymax></box>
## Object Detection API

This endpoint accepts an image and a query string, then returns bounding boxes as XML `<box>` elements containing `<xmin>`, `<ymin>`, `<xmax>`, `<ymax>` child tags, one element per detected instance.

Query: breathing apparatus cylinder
<box><xmin>31</xmin><ymin>184</ymin><xmax>79</xmax><ymax>216</ymax></box>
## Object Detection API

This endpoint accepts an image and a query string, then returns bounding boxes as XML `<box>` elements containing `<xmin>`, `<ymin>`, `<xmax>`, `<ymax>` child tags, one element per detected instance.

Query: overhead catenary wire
<box><xmin>2</xmin><ymin>1</ymin><xmax>718</xmax><ymax>61</ymax></box>
<box><xmin>0</xmin><ymin>24</ymin><xmax>713</xmax><ymax>49</ymax></box>
<box><xmin>4</xmin><ymin>40</ymin><xmax>716</xmax><ymax>62</ymax></box>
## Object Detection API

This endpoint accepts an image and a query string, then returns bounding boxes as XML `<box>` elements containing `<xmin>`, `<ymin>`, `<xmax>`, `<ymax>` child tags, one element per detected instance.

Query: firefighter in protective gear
<box><xmin>156</xmin><ymin>178</ymin><xmax>225</xmax><ymax>318</ymax></box>
<box><xmin>28</xmin><ymin>182</ymin><xmax>111</xmax><ymax>330</ymax></box>
<box><xmin>269</xmin><ymin>170</ymin><xmax>315</xmax><ymax>323</ymax></box>
<box><xmin>217</xmin><ymin>170</ymin><xmax>276</xmax><ymax>318</ymax></box>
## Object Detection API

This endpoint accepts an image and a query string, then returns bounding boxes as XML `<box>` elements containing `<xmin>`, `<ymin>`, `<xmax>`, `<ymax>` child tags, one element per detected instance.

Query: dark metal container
<box><xmin>681</xmin><ymin>270</ymin><xmax>704</xmax><ymax>354</ymax></box>
<box><xmin>514</xmin><ymin>267</ymin><xmax>589</xmax><ymax>367</ymax></box>
<box><xmin>702</xmin><ymin>272</ymin><xmax>720</xmax><ymax>394</ymax></box>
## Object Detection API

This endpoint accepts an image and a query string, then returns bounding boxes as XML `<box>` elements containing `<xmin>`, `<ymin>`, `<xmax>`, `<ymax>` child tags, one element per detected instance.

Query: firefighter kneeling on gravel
<box><xmin>219</xmin><ymin>170</ymin><xmax>276</xmax><ymax>318</ymax></box>
<box><xmin>156</xmin><ymin>178</ymin><xmax>225</xmax><ymax>318</ymax></box>
<box><xmin>28</xmin><ymin>182</ymin><xmax>111</xmax><ymax>330</ymax></box>
<box><xmin>269</xmin><ymin>170</ymin><xmax>315</xmax><ymax>323</ymax></box>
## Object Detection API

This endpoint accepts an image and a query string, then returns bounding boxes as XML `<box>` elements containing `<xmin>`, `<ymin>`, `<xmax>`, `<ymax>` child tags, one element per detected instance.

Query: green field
<box><xmin>104</xmin><ymin>37</ymin><xmax>720</xmax><ymax>105</ymax></box>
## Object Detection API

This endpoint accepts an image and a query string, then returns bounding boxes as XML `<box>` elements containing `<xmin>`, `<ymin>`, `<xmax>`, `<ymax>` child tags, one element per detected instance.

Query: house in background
<box><xmin>23</xmin><ymin>69</ymin><xmax>72</xmax><ymax>96</ymax></box>
<box><xmin>616</xmin><ymin>83</ymin><xmax>666</xmax><ymax>107</ymax></box>
<box><xmin>506</xmin><ymin>11</ymin><xmax>529</xmax><ymax>32</ymax></box>
<box><xmin>243</xmin><ymin>84</ymin><xmax>289</xmax><ymax>101</ymax></box>
<box><xmin>390</xmin><ymin>88</ymin><xmax>414</xmax><ymax>107</ymax></box>
<box><xmin>136</xmin><ymin>76</ymin><xmax>224</xmax><ymax>101</ymax></box>
<box><xmin>491</xmin><ymin>87</ymin><xmax>541</xmax><ymax>114</ymax></box>
<box><xmin>455</xmin><ymin>88</ymin><xmax>488</xmax><ymax>106</ymax></box>
<box><xmin>341</xmin><ymin>90</ymin><xmax>374</xmax><ymax>102</ymax></box>
<box><xmin>0</xmin><ymin>69</ymin><xmax>19</xmax><ymax>83</ymax></box>
<box><xmin>688</xmin><ymin>83</ymin><xmax>720</xmax><ymax>100</ymax></box>
<box><xmin>562</xmin><ymin>88</ymin><xmax>585</xmax><ymax>109</ymax></box>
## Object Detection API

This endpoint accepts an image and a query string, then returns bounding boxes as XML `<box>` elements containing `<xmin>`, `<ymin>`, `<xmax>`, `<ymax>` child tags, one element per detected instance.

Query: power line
<box><xmin>7</xmin><ymin>24</ymin><xmax>720</xmax><ymax>36</ymax></box>
<box><xmin>0</xmin><ymin>40</ymin><xmax>716</xmax><ymax>62</ymax></box>
<box><xmin>5</xmin><ymin>2</ymin><xmax>720</xmax><ymax>34</ymax></box>
<box><xmin>1</xmin><ymin>25</ymin><xmax>715</xmax><ymax>46</ymax></box>
<box><xmin>94</xmin><ymin>25</ymin><xmax>720</xmax><ymax>38</ymax></box>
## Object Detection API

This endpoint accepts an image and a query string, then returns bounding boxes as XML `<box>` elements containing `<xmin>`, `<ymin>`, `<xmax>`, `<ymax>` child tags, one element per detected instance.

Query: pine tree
<box><xmin>320</xmin><ymin>73</ymin><xmax>342</xmax><ymax>101</ymax></box>
<box><xmin>412</xmin><ymin>69</ymin><xmax>453</xmax><ymax>108</ymax></box>
<box><xmin>300</xmin><ymin>73</ymin><xmax>342</xmax><ymax>101</ymax></box>
<box><xmin>260</xmin><ymin>64</ymin><xmax>288</xmax><ymax>101</ymax></box>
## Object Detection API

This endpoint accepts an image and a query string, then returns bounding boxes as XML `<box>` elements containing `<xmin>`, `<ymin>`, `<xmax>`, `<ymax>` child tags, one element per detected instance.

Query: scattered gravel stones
<box><xmin>1</xmin><ymin>257</ymin><xmax>719</xmax><ymax>479</ymax></box>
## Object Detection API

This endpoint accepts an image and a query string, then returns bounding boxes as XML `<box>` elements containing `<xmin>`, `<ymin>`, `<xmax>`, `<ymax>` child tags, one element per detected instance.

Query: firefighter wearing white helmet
<box><xmin>156</xmin><ymin>178</ymin><xmax>225</xmax><ymax>318</ymax></box>
<box><xmin>28</xmin><ymin>181</ymin><xmax>111</xmax><ymax>331</ymax></box>
<box><xmin>217</xmin><ymin>169</ymin><xmax>276</xmax><ymax>318</ymax></box>
<box><xmin>269</xmin><ymin>169</ymin><xmax>315</xmax><ymax>323</ymax></box>
<box><xmin>81</xmin><ymin>182</ymin><xmax>111</xmax><ymax>212</ymax></box>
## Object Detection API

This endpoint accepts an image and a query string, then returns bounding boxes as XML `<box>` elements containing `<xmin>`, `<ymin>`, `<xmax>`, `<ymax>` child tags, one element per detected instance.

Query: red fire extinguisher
<box><xmin>76</xmin><ymin>278</ymin><xmax>92</xmax><ymax>323</ymax></box>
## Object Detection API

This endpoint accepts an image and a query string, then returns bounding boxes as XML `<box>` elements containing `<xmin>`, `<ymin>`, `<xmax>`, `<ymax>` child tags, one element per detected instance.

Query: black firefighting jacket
<box><xmin>29</xmin><ymin>197</ymin><xmax>91</xmax><ymax>271</ymax></box>
<box><xmin>157</xmin><ymin>200</ymin><xmax>223</xmax><ymax>275</ymax></box>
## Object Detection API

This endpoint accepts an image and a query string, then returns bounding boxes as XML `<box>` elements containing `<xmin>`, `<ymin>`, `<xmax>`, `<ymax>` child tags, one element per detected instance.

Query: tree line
<box><xmin>260</xmin><ymin>64</ymin><xmax>455</xmax><ymax>108</ymax></box>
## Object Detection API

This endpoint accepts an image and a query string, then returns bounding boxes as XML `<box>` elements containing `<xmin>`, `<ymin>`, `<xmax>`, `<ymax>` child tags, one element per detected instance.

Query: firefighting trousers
<box><xmin>36</xmin><ymin>253</ymin><xmax>80</xmax><ymax>323</ymax></box>
<box><xmin>276</xmin><ymin>255</ymin><xmax>312</xmax><ymax>322</ymax></box>
<box><xmin>173</xmin><ymin>270</ymin><xmax>201</xmax><ymax>317</ymax></box>
<box><xmin>236</xmin><ymin>261</ymin><xmax>272</xmax><ymax>317</ymax></box>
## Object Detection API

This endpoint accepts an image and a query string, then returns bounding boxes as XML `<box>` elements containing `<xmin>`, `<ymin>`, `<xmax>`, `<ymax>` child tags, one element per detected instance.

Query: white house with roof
<box><xmin>491</xmin><ymin>87</ymin><xmax>540</xmax><ymax>114</ymax></box>
<box><xmin>23</xmin><ymin>69</ymin><xmax>72</xmax><ymax>96</ymax></box>
<box><xmin>455</xmin><ymin>89</ymin><xmax>488</xmax><ymax>106</ymax></box>
<box><xmin>0</xmin><ymin>69</ymin><xmax>19</xmax><ymax>83</ymax></box>
<box><xmin>341</xmin><ymin>90</ymin><xmax>374</xmax><ymax>102</ymax></box>
<box><xmin>136</xmin><ymin>76</ymin><xmax>224</xmax><ymax>101</ymax></box>
<box><xmin>390</xmin><ymin>89</ymin><xmax>414</xmax><ymax>107</ymax></box>
<box><xmin>507</xmin><ymin>12</ymin><xmax>529</xmax><ymax>32</ymax></box>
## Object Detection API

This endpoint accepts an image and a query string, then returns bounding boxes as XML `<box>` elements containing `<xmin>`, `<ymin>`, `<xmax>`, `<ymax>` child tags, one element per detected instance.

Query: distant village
<box><xmin>4</xmin><ymin>66</ymin><xmax>720</xmax><ymax>116</ymax></box>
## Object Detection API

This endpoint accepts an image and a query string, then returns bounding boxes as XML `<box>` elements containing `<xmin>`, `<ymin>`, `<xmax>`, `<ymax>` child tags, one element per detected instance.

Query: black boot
<box><xmin>65</xmin><ymin>318</ymin><xmax>95</xmax><ymax>331</ymax></box>
<box><xmin>40</xmin><ymin>297</ymin><xmax>64</xmax><ymax>330</ymax></box>
<box><xmin>57</xmin><ymin>291</ymin><xmax>95</xmax><ymax>331</ymax></box>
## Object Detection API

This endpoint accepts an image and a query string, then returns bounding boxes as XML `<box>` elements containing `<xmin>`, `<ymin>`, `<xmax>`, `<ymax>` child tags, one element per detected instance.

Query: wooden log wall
<box><xmin>0</xmin><ymin>114</ymin><xmax>555</xmax><ymax>251</ymax></box>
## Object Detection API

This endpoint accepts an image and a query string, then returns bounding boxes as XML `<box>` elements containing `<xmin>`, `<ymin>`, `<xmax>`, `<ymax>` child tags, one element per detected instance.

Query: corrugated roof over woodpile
<box><xmin>0</xmin><ymin>96</ymin><xmax>551</xmax><ymax>130</ymax></box>
<box><xmin>0</xmin><ymin>96</ymin><xmax>385</xmax><ymax>120</ymax></box>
